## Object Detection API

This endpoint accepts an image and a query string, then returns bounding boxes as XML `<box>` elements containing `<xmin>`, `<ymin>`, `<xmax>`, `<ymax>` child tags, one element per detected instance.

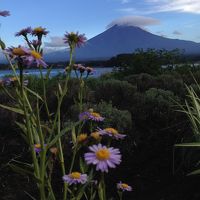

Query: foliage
<box><xmin>107</xmin><ymin>48</ymin><xmax>184</xmax><ymax>75</ymax></box>
<box><xmin>91</xmin><ymin>79</ymin><xmax>137</xmax><ymax>108</ymax></box>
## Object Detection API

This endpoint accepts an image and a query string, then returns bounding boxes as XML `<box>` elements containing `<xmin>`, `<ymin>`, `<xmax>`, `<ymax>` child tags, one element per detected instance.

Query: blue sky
<box><xmin>0</xmin><ymin>0</ymin><xmax>200</xmax><ymax>49</ymax></box>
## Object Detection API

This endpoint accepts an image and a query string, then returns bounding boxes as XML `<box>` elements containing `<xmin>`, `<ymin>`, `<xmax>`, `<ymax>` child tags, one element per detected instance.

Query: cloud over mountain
<box><xmin>173</xmin><ymin>30</ymin><xmax>182</xmax><ymax>35</ymax></box>
<box><xmin>106</xmin><ymin>15</ymin><xmax>160</xmax><ymax>29</ymax></box>
<box><xmin>44</xmin><ymin>36</ymin><xmax>66</xmax><ymax>48</ymax></box>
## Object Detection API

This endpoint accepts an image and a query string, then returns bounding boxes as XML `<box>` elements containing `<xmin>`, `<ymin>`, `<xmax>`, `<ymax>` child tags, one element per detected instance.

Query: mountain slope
<box><xmin>10</xmin><ymin>25</ymin><xmax>200</xmax><ymax>62</ymax></box>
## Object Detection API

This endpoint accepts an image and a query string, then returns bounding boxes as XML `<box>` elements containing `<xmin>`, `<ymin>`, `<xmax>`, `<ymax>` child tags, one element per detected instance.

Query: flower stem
<box><xmin>118</xmin><ymin>191</ymin><xmax>123</xmax><ymax>200</ymax></box>
<box><xmin>98</xmin><ymin>173</ymin><xmax>106</xmax><ymax>200</ymax></box>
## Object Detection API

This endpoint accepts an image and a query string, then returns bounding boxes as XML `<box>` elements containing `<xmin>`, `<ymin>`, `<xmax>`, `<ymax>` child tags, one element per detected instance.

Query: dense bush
<box><xmin>90</xmin><ymin>79</ymin><xmax>137</xmax><ymax>108</ymax></box>
<box><xmin>130</xmin><ymin>88</ymin><xmax>183</xmax><ymax>141</ymax></box>
<box><xmin>125</xmin><ymin>73</ymin><xmax>185</xmax><ymax>96</ymax></box>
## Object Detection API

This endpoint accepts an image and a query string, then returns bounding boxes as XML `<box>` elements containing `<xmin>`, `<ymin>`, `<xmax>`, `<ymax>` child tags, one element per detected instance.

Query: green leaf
<box><xmin>15</xmin><ymin>121</ymin><xmax>27</xmax><ymax>133</ymax></box>
<box><xmin>15</xmin><ymin>122</ymin><xmax>29</xmax><ymax>143</ymax></box>
<box><xmin>41</xmin><ymin>124</ymin><xmax>52</xmax><ymax>135</ymax></box>
<box><xmin>9</xmin><ymin>163</ymin><xmax>33</xmax><ymax>176</ymax></box>
<box><xmin>45</xmin><ymin>66</ymin><xmax>53</xmax><ymax>81</ymax></box>
<box><xmin>0</xmin><ymin>39</ymin><xmax>6</xmax><ymax>50</ymax></box>
<box><xmin>33</xmin><ymin>175</ymin><xmax>42</xmax><ymax>184</ymax></box>
<box><xmin>79</xmin><ymin>157</ymin><xmax>88</xmax><ymax>173</ymax></box>
<box><xmin>98</xmin><ymin>182</ymin><xmax>104</xmax><ymax>200</ymax></box>
<box><xmin>72</xmin><ymin>126</ymin><xmax>77</xmax><ymax>145</ymax></box>
<box><xmin>25</xmin><ymin>87</ymin><xmax>44</xmax><ymax>102</ymax></box>
<box><xmin>0</xmin><ymin>104</ymin><xmax>24</xmax><ymax>115</ymax></box>
<box><xmin>24</xmin><ymin>191</ymin><xmax>37</xmax><ymax>200</ymax></box>
<box><xmin>48</xmin><ymin>121</ymin><xmax>81</xmax><ymax>147</ymax></box>
<box><xmin>175</xmin><ymin>143</ymin><xmax>200</xmax><ymax>147</ymax></box>
<box><xmin>58</xmin><ymin>83</ymin><xmax>63</xmax><ymax>95</ymax></box>
<box><xmin>79</xmin><ymin>157</ymin><xmax>85</xmax><ymax>173</ymax></box>
<box><xmin>188</xmin><ymin>169</ymin><xmax>200</xmax><ymax>176</ymax></box>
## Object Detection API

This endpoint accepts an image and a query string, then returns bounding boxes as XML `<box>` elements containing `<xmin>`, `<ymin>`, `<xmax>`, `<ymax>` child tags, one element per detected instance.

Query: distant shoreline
<box><xmin>0</xmin><ymin>67</ymin><xmax>113</xmax><ymax>78</ymax></box>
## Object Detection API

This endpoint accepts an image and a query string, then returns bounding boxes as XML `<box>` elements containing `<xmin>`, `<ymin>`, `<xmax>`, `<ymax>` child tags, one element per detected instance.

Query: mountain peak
<box><xmin>44</xmin><ymin>24</ymin><xmax>200</xmax><ymax>62</ymax></box>
<box><xmin>108</xmin><ymin>23</ymin><xmax>144</xmax><ymax>30</ymax></box>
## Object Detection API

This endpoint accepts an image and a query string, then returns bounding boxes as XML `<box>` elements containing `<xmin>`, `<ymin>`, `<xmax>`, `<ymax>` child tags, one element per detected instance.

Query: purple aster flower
<box><xmin>34</xmin><ymin>144</ymin><xmax>46</xmax><ymax>153</ymax></box>
<box><xmin>77</xmin><ymin>65</ymin><xmax>86</xmax><ymax>74</ymax></box>
<box><xmin>62</xmin><ymin>172</ymin><xmax>87</xmax><ymax>185</ymax></box>
<box><xmin>34</xmin><ymin>144</ymin><xmax>42</xmax><ymax>153</ymax></box>
<box><xmin>32</xmin><ymin>27</ymin><xmax>49</xmax><ymax>37</ymax></box>
<box><xmin>15</xmin><ymin>27</ymin><xmax>32</xmax><ymax>37</ymax></box>
<box><xmin>79</xmin><ymin>111</ymin><xmax>90</xmax><ymax>121</ymax></box>
<box><xmin>85</xmin><ymin>67</ymin><xmax>94</xmax><ymax>75</ymax></box>
<box><xmin>88</xmin><ymin>112</ymin><xmax>104</xmax><ymax>122</ymax></box>
<box><xmin>73</xmin><ymin>64</ymin><xmax>82</xmax><ymax>70</ymax></box>
<box><xmin>63</xmin><ymin>32</ymin><xmax>87</xmax><ymax>48</ymax></box>
<box><xmin>98</xmin><ymin>127</ymin><xmax>126</xmax><ymax>140</ymax></box>
<box><xmin>117</xmin><ymin>182</ymin><xmax>132</xmax><ymax>192</ymax></box>
<box><xmin>79</xmin><ymin>111</ymin><xmax>104</xmax><ymax>122</ymax></box>
<box><xmin>4</xmin><ymin>47</ymin><xmax>47</xmax><ymax>68</ymax></box>
<box><xmin>24</xmin><ymin>50</ymin><xmax>48</xmax><ymax>68</ymax></box>
<box><xmin>2</xmin><ymin>77</ymin><xmax>11</xmax><ymax>86</ymax></box>
<box><xmin>0</xmin><ymin>10</ymin><xmax>10</xmax><ymax>17</ymax></box>
<box><xmin>84</xmin><ymin>144</ymin><xmax>121</xmax><ymax>173</ymax></box>
<box><xmin>4</xmin><ymin>46</ymin><xmax>29</xmax><ymax>59</ymax></box>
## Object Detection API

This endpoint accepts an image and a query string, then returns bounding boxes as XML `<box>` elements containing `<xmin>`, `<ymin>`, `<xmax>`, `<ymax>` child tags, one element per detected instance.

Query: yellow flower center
<box><xmin>91</xmin><ymin>132</ymin><xmax>101</xmax><ymax>140</ymax></box>
<box><xmin>31</xmin><ymin>51</ymin><xmax>42</xmax><ymax>59</ymax></box>
<box><xmin>70</xmin><ymin>172</ymin><xmax>81</xmax><ymax>179</ymax></box>
<box><xmin>91</xmin><ymin>112</ymin><xmax>101</xmax><ymax>118</ymax></box>
<box><xmin>11</xmin><ymin>77</ymin><xmax>17</xmax><ymax>81</ymax></box>
<box><xmin>34</xmin><ymin>27</ymin><xmax>44</xmax><ymax>33</ymax></box>
<box><xmin>96</xmin><ymin>148</ymin><xmax>110</xmax><ymax>160</ymax></box>
<box><xmin>12</xmin><ymin>48</ymin><xmax>26</xmax><ymax>56</ymax></box>
<box><xmin>77</xmin><ymin>134</ymin><xmax>87</xmax><ymax>143</ymax></box>
<box><xmin>105</xmin><ymin>128</ymin><xmax>118</xmax><ymax>135</ymax></box>
<box><xmin>121</xmin><ymin>183</ymin><xmax>129</xmax><ymax>189</ymax></box>
<box><xmin>35</xmin><ymin>144</ymin><xmax>41</xmax><ymax>148</ymax></box>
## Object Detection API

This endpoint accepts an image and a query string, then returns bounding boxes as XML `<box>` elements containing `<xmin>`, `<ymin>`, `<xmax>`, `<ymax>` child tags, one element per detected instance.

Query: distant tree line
<box><xmin>105</xmin><ymin>48</ymin><xmax>200</xmax><ymax>76</ymax></box>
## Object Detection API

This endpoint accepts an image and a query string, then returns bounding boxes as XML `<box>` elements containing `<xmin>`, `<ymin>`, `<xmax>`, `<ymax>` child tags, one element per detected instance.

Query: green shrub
<box><xmin>130</xmin><ymin>88</ymin><xmax>183</xmax><ymax>144</ymax></box>
<box><xmin>157</xmin><ymin>74</ymin><xmax>185</xmax><ymax>96</ymax></box>
<box><xmin>125</xmin><ymin>73</ymin><xmax>185</xmax><ymax>96</ymax></box>
<box><xmin>91</xmin><ymin>79</ymin><xmax>137</xmax><ymax>108</ymax></box>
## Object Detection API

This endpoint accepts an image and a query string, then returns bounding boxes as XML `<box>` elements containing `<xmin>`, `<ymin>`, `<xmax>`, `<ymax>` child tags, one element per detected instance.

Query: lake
<box><xmin>0</xmin><ymin>67</ymin><xmax>113</xmax><ymax>78</ymax></box>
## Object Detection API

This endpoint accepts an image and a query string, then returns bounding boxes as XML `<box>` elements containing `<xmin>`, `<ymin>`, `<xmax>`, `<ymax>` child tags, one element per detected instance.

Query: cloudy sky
<box><xmin>0</xmin><ymin>0</ymin><xmax>200</xmax><ymax>48</ymax></box>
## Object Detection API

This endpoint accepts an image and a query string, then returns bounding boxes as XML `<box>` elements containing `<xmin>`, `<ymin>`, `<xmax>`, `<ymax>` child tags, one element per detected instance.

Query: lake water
<box><xmin>0</xmin><ymin>67</ymin><xmax>113</xmax><ymax>78</ymax></box>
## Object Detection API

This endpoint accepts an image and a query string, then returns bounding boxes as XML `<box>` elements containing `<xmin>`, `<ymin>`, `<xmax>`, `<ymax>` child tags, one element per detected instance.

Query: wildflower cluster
<box><xmin>15</xmin><ymin>26</ymin><xmax>48</xmax><ymax>46</ymax></box>
<box><xmin>60</xmin><ymin>109</ymin><xmax>131</xmax><ymax>199</ymax></box>
<box><xmin>72</xmin><ymin>63</ymin><xmax>94</xmax><ymax>77</ymax></box>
